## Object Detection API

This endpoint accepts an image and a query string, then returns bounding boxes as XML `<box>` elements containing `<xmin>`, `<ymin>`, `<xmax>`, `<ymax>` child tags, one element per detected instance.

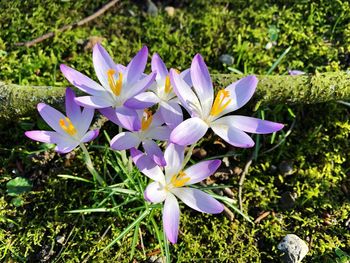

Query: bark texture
<box><xmin>1</xmin><ymin>72</ymin><xmax>350</xmax><ymax>120</ymax></box>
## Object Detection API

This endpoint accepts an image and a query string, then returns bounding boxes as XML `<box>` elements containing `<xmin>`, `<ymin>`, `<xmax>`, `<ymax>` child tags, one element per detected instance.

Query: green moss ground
<box><xmin>1</xmin><ymin>0</ymin><xmax>350</xmax><ymax>262</ymax></box>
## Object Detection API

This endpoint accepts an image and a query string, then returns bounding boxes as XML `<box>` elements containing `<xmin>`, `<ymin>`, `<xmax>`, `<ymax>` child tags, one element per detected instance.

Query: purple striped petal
<box><xmin>170</xmin><ymin>69</ymin><xmax>202</xmax><ymax>116</ymax></box>
<box><xmin>146</xmin><ymin>126</ymin><xmax>171</xmax><ymax>141</ymax></box>
<box><xmin>164</xmin><ymin>143</ymin><xmax>184</xmax><ymax>183</ymax></box>
<box><xmin>110</xmin><ymin>132</ymin><xmax>140</xmax><ymax>150</ymax></box>
<box><xmin>74</xmin><ymin>95</ymin><xmax>114</xmax><ymax>109</ymax></box>
<box><xmin>79</xmin><ymin>107</ymin><xmax>95</xmax><ymax>134</ymax></box>
<box><xmin>125</xmin><ymin>46</ymin><xmax>148</xmax><ymax>85</ymax></box>
<box><xmin>114</xmin><ymin>107</ymin><xmax>141</xmax><ymax>131</ymax></box>
<box><xmin>81</xmin><ymin>130</ymin><xmax>99</xmax><ymax>143</ymax></box>
<box><xmin>65</xmin><ymin>88</ymin><xmax>81</xmax><ymax>125</ymax></box>
<box><xmin>152</xmin><ymin>53</ymin><xmax>168</xmax><ymax>83</ymax></box>
<box><xmin>184</xmin><ymin>160</ymin><xmax>221</xmax><ymax>185</ymax></box>
<box><xmin>211</xmin><ymin>119</ymin><xmax>255</xmax><ymax>148</ymax></box>
<box><xmin>191</xmin><ymin>54</ymin><xmax>213</xmax><ymax>116</ymax></box>
<box><xmin>130</xmin><ymin>148</ymin><xmax>165</xmax><ymax>182</ymax></box>
<box><xmin>55</xmin><ymin>141</ymin><xmax>79</xmax><ymax>154</ymax></box>
<box><xmin>25</xmin><ymin>130</ymin><xmax>62</xmax><ymax>143</ymax></box>
<box><xmin>219</xmin><ymin>75</ymin><xmax>258</xmax><ymax>117</ymax></box>
<box><xmin>180</xmin><ymin>68</ymin><xmax>192</xmax><ymax>87</ymax></box>
<box><xmin>163</xmin><ymin>193</ymin><xmax>180</xmax><ymax>244</ymax></box>
<box><xmin>60</xmin><ymin>64</ymin><xmax>104</xmax><ymax>95</ymax></box>
<box><xmin>124</xmin><ymin>91</ymin><xmax>160</xmax><ymax>109</ymax></box>
<box><xmin>229</xmin><ymin>115</ymin><xmax>284</xmax><ymax>134</ymax></box>
<box><xmin>37</xmin><ymin>103</ymin><xmax>67</xmax><ymax>135</ymax></box>
<box><xmin>144</xmin><ymin>182</ymin><xmax>167</xmax><ymax>203</ymax></box>
<box><xmin>170</xmin><ymin>117</ymin><xmax>208</xmax><ymax>146</ymax></box>
<box><xmin>123</xmin><ymin>72</ymin><xmax>156</xmax><ymax>99</ymax></box>
<box><xmin>93</xmin><ymin>43</ymin><xmax>117</xmax><ymax>88</ymax></box>
<box><xmin>143</xmin><ymin>140</ymin><xmax>166</xmax><ymax>166</ymax></box>
<box><xmin>171</xmin><ymin>187</ymin><xmax>223</xmax><ymax>214</ymax></box>
<box><xmin>159</xmin><ymin>101</ymin><xmax>183</xmax><ymax>129</ymax></box>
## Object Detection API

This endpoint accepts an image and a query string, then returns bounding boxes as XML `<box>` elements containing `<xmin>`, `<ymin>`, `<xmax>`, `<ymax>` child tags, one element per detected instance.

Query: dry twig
<box><xmin>15</xmin><ymin>0</ymin><xmax>119</xmax><ymax>47</ymax></box>
<box><xmin>238</xmin><ymin>156</ymin><xmax>253</xmax><ymax>211</ymax></box>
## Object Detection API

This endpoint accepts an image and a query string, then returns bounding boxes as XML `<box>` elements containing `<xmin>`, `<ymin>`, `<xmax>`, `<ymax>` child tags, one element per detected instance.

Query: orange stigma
<box><xmin>210</xmin><ymin>89</ymin><xmax>232</xmax><ymax>116</ymax></box>
<box><xmin>59</xmin><ymin>117</ymin><xmax>77</xmax><ymax>136</ymax></box>
<box><xmin>165</xmin><ymin>75</ymin><xmax>172</xmax><ymax>94</ymax></box>
<box><xmin>141</xmin><ymin>109</ymin><xmax>153</xmax><ymax>131</ymax></box>
<box><xmin>107</xmin><ymin>69</ymin><xmax>123</xmax><ymax>96</ymax></box>
<box><xmin>170</xmin><ymin>171</ymin><xmax>190</xmax><ymax>188</ymax></box>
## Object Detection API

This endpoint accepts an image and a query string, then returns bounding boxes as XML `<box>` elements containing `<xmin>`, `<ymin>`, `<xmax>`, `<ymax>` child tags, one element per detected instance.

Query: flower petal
<box><xmin>124</xmin><ymin>91</ymin><xmax>160</xmax><ymax>109</ymax></box>
<box><xmin>55</xmin><ymin>140</ymin><xmax>79</xmax><ymax>154</ymax></box>
<box><xmin>74</xmin><ymin>95</ymin><xmax>114</xmax><ymax>109</ymax></box>
<box><xmin>37</xmin><ymin>103</ymin><xmax>67</xmax><ymax>135</ymax></box>
<box><xmin>164</xmin><ymin>143</ymin><xmax>184</xmax><ymax>182</ymax></box>
<box><xmin>110</xmin><ymin>132</ymin><xmax>140</xmax><ymax>150</ymax></box>
<box><xmin>81</xmin><ymin>130</ymin><xmax>99</xmax><ymax>143</ymax></box>
<box><xmin>143</xmin><ymin>139</ymin><xmax>166</xmax><ymax>166</ymax></box>
<box><xmin>184</xmin><ymin>160</ymin><xmax>221</xmax><ymax>185</ymax></box>
<box><xmin>93</xmin><ymin>43</ymin><xmax>117</xmax><ymax>88</ymax></box>
<box><xmin>289</xmin><ymin>70</ymin><xmax>305</xmax><ymax>76</ymax></box>
<box><xmin>180</xmin><ymin>68</ymin><xmax>192</xmax><ymax>87</ymax></box>
<box><xmin>170</xmin><ymin>117</ymin><xmax>208</xmax><ymax>146</ymax></box>
<box><xmin>123</xmin><ymin>72</ymin><xmax>156</xmax><ymax>99</ymax></box>
<box><xmin>170</xmin><ymin>69</ymin><xmax>202</xmax><ymax>117</ymax></box>
<box><xmin>228</xmin><ymin>115</ymin><xmax>284</xmax><ymax>134</ymax></box>
<box><xmin>79</xmin><ymin>107</ymin><xmax>95</xmax><ymax>135</ymax></box>
<box><xmin>146</xmin><ymin>126</ymin><xmax>171</xmax><ymax>141</ymax></box>
<box><xmin>60</xmin><ymin>64</ymin><xmax>104</xmax><ymax>95</ymax></box>
<box><xmin>101</xmin><ymin>107</ymin><xmax>141</xmax><ymax>131</ymax></box>
<box><xmin>191</xmin><ymin>54</ymin><xmax>213</xmax><ymax>117</ymax></box>
<box><xmin>65</xmin><ymin>88</ymin><xmax>81</xmax><ymax>125</ymax></box>
<box><xmin>125</xmin><ymin>46</ymin><xmax>148</xmax><ymax>85</ymax></box>
<box><xmin>130</xmin><ymin>148</ymin><xmax>165</xmax><ymax>182</ymax></box>
<box><xmin>144</xmin><ymin>181</ymin><xmax>167</xmax><ymax>203</ymax></box>
<box><xmin>211</xmin><ymin>118</ymin><xmax>255</xmax><ymax>148</ymax></box>
<box><xmin>163</xmin><ymin>193</ymin><xmax>180</xmax><ymax>244</ymax></box>
<box><xmin>25</xmin><ymin>130</ymin><xmax>63</xmax><ymax>143</ymax></box>
<box><xmin>171</xmin><ymin>187</ymin><xmax>223</xmax><ymax>214</ymax></box>
<box><xmin>159</xmin><ymin>100</ymin><xmax>183</xmax><ymax>129</ymax></box>
<box><xmin>219</xmin><ymin>75</ymin><xmax>258</xmax><ymax>116</ymax></box>
<box><xmin>152</xmin><ymin>53</ymin><xmax>168</xmax><ymax>83</ymax></box>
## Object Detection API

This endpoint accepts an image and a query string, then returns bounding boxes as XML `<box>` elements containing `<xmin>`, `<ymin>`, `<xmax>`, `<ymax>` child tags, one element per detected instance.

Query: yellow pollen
<box><xmin>170</xmin><ymin>171</ymin><xmax>190</xmax><ymax>188</ymax></box>
<box><xmin>59</xmin><ymin>117</ymin><xmax>77</xmax><ymax>136</ymax></box>
<box><xmin>210</xmin><ymin>89</ymin><xmax>232</xmax><ymax>116</ymax></box>
<box><xmin>107</xmin><ymin>69</ymin><xmax>123</xmax><ymax>96</ymax></box>
<box><xmin>141</xmin><ymin>109</ymin><xmax>153</xmax><ymax>131</ymax></box>
<box><xmin>165</xmin><ymin>75</ymin><xmax>172</xmax><ymax>94</ymax></box>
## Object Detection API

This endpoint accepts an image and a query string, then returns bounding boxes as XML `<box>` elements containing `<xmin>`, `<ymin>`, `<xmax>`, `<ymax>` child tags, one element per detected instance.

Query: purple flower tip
<box><xmin>37</xmin><ymin>103</ymin><xmax>46</xmax><ymax>111</ymax></box>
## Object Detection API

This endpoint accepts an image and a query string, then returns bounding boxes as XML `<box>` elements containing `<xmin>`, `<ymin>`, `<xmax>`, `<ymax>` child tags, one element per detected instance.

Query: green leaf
<box><xmin>11</xmin><ymin>197</ymin><xmax>24</xmax><ymax>207</ymax></box>
<box><xmin>6</xmin><ymin>177</ymin><xmax>33</xmax><ymax>196</ymax></box>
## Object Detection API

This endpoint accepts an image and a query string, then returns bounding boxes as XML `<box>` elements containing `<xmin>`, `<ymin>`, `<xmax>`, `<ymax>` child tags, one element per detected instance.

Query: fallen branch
<box><xmin>238</xmin><ymin>156</ymin><xmax>253</xmax><ymax>211</ymax></box>
<box><xmin>2</xmin><ymin>72</ymin><xmax>350</xmax><ymax>120</ymax></box>
<box><xmin>15</xmin><ymin>0</ymin><xmax>119</xmax><ymax>47</ymax></box>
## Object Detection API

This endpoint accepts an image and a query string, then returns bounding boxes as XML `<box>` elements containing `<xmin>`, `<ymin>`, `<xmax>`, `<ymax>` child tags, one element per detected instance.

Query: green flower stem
<box><xmin>79</xmin><ymin>143</ymin><xmax>105</xmax><ymax>186</ymax></box>
<box><xmin>182</xmin><ymin>143</ymin><xmax>196</xmax><ymax>169</ymax></box>
<box><xmin>118</xmin><ymin>126</ymin><xmax>129</xmax><ymax>167</ymax></box>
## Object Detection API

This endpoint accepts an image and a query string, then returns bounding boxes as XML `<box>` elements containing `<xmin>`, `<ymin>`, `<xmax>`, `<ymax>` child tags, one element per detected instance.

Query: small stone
<box><xmin>164</xmin><ymin>6</ymin><xmax>175</xmax><ymax>17</ymax></box>
<box><xmin>278</xmin><ymin>234</ymin><xmax>309</xmax><ymax>263</ymax></box>
<box><xmin>147</xmin><ymin>0</ymin><xmax>158</xmax><ymax>16</ymax></box>
<box><xmin>222</xmin><ymin>157</ymin><xmax>230</xmax><ymax>167</ymax></box>
<box><xmin>219</xmin><ymin>54</ymin><xmax>234</xmax><ymax>66</ymax></box>
<box><xmin>279</xmin><ymin>191</ymin><xmax>297</xmax><ymax>210</ymax></box>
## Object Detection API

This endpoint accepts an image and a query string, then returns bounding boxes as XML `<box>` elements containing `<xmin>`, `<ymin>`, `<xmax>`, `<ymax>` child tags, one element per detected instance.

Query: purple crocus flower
<box><xmin>125</xmin><ymin>53</ymin><xmax>191</xmax><ymax>129</ymax></box>
<box><xmin>131</xmin><ymin>143</ymin><xmax>224</xmax><ymax>244</ymax></box>
<box><xmin>25</xmin><ymin>88</ymin><xmax>99</xmax><ymax>153</ymax></box>
<box><xmin>60</xmin><ymin>44</ymin><xmax>156</xmax><ymax>131</ymax></box>
<box><xmin>169</xmin><ymin>54</ymin><xmax>284</xmax><ymax>147</ymax></box>
<box><xmin>110</xmin><ymin>109</ymin><xmax>171</xmax><ymax>166</ymax></box>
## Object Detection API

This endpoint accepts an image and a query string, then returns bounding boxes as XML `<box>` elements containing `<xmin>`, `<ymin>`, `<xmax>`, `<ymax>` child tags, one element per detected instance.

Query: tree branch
<box><xmin>1</xmin><ymin>72</ymin><xmax>350</xmax><ymax>120</ymax></box>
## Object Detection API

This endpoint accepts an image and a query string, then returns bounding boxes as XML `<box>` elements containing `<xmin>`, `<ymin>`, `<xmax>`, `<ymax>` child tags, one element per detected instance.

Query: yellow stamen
<box><xmin>107</xmin><ymin>69</ymin><xmax>123</xmax><ymax>96</ymax></box>
<box><xmin>165</xmin><ymin>75</ymin><xmax>172</xmax><ymax>94</ymax></box>
<box><xmin>210</xmin><ymin>89</ymin><xmax>232</xmax><ymax>116</ymax></box>
<box><xmin>170</xmin><ymin>171</ymin><xmax>190</xmax><ymax>188</ymax></box>
<box><xmin>59</xmin><ymin>117</ymin><xmax>77</xmax><ymax>136</ymax></box>
<box><xmin>141</xmin><ymin>109</ymin><xmax>153</xmax><ymax>131</ymax></box>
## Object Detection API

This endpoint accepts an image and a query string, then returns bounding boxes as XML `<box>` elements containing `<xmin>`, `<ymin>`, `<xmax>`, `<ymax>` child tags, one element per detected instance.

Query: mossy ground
<box><xmin>1</xmin><ymin>0</ymin><xmax>350</xmax><ymax>262</ymax></box>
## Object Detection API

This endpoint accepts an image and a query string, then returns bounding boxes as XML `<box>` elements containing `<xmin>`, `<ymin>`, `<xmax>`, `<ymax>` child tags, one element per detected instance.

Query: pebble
<box><xmin>219</xmin><ymin>54</ymin><xmax>234</xmax><ymax>66</ymax></box>
<box><xmin>278</xmin><ymin>234</ymin><xmax>309</xmax><ymax>263</ymax></box>
<box><xmin>147</xmin><ymin>0</ymin><xmax>158</xmax><ymax>16</ymax></box>
<box><xmin>165</xmin><ymin>6</ymin><xmax>175</xmax><ymax>17</ymax></box>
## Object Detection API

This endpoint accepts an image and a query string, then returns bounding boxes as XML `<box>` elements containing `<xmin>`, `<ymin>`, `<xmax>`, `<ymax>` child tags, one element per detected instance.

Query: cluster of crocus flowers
<box><xmin>26</xmin><ymin>43</ymin><xmax>284</xmax><ymax>244</ymax></box>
